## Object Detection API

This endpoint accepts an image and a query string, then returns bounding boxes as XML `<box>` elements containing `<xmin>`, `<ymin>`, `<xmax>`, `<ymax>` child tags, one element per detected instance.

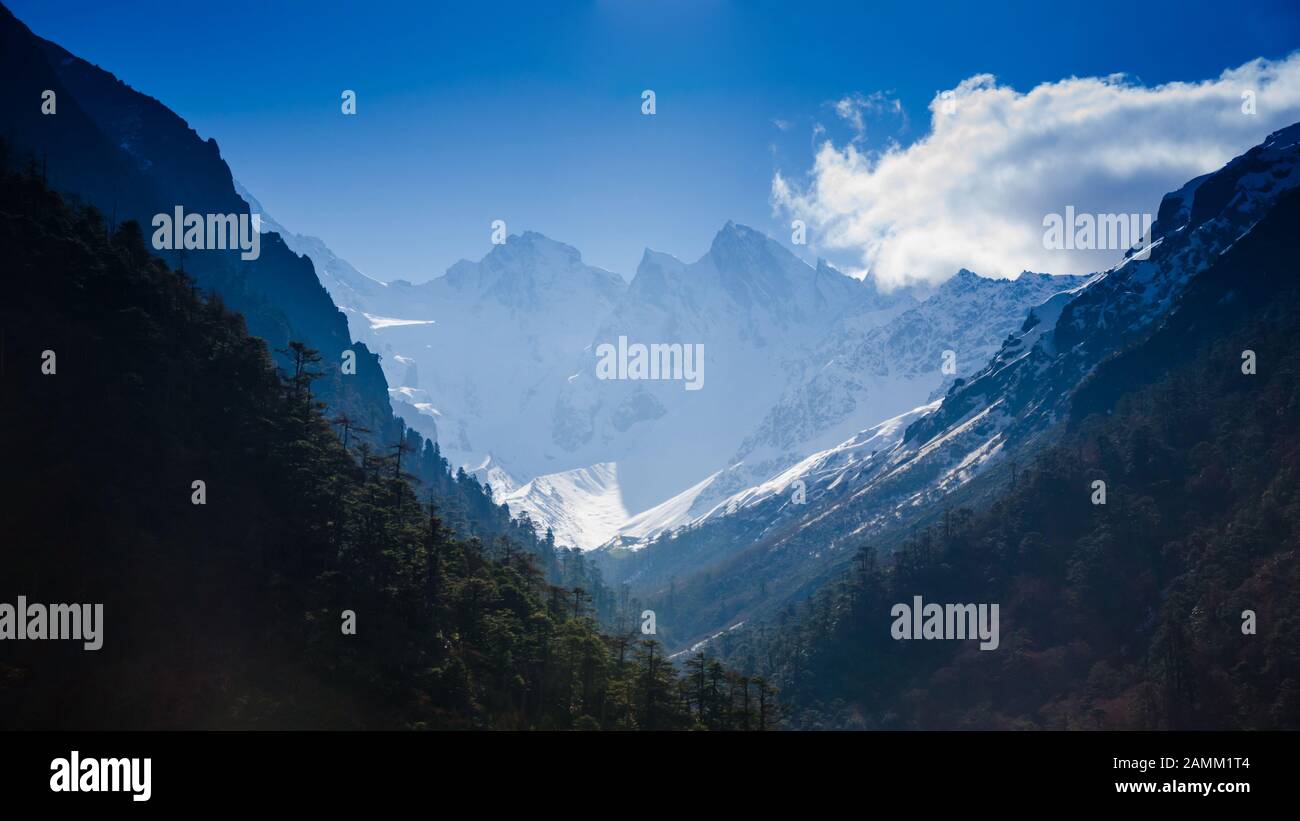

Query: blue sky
<box><xmin>10</xmin><ymin>0</ymin><xmax>1300</xmax><ymax>282</ymax></box>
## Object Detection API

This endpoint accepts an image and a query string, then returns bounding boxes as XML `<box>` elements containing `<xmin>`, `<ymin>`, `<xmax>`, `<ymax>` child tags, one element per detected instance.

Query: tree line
<box><xmin>0</xmin><ymin>155</ymin><xmax>774</xmax><ymax>730</ymax></box>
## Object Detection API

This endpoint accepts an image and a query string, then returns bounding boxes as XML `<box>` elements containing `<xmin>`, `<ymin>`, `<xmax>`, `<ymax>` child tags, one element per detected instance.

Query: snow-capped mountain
<box><xmin>596</xmin><ymin>123</ymin><xmax>1300</xmax><ymax>651</ymax></box>
<box><xmin>894</xmin><ymin>121</ymin><xmax>1300</xmax><ymax>487</ymax></box>
<box><xmin>355</xmin><ymin>231</ymin><xmax>628</xmax><ymax>490</ymax></box>
<box><xmin>739</xmin><ymin>269</ymin><xmax>1086</xmax><ymax>463</ymax></box>
<box><xmin>234</xmin><ymin>214</ymin><xmax>630</xmax><ymax>489</ymax></box>
<box><xmin>501</xmin><ymin>462</ymin><xmax>629</xmax><ymax>549</ymax></box>
<box><xmin>605</xmin><ymin>266</ymin><xmax>1088</xmax><ymax>545</ymax></box>
<box><xmin>238</xmin><ymin>201</ymin><xmax>1089</xmax><ymax>550</ymax></box>
<box><xmin>611</xmin><ymin>400</ymin><xmax>940</xmax><ymax>546</ymax></box>
<box><xmin>533</xmin><ymin>224</ymin><xmax>902</xmax><ymax>524</ymax></box>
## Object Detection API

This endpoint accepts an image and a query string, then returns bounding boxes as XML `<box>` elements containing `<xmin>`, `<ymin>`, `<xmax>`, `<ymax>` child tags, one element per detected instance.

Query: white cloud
<box><xmin>774</xmin><ymin>55</ymin><xmax>1300</xmax><ymax>289</ymax></box>
<box><xmin>830</xmin><ymin>91</ymin><xmax>907</xmax><ymax>142</ymax></box>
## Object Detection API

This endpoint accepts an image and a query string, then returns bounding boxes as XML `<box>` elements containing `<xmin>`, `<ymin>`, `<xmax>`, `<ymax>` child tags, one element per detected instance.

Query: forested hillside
<box><xmin>0</xmin><ymin>3</ymin><xmax>581</xmax><ymax>581</ymax></box>
<box><xmin>716</xmin><ymin>189</ymin><xmax>1300</xmax><ymax>730</ymax></box>
<box><xmin>0</xmin><ymin>160</ymin><xmax>772</xmax><ymax>730</ymax></box>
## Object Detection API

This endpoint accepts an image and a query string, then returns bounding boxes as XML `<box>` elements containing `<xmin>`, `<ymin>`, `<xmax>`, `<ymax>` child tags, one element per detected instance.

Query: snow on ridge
<box><xmin>502</xmin><ymin>462</ymin><xmax>631</xmax><ymax>550</ymax></box>
<box><xmin>599</xmin><ymin>400</ymin><xmax>941</xmax><ymax>551</ymax></box>
<box><xmin>615</xmin><ymin>467</ymin><xmax>734</xmax><ymax>545</ymax></box>
<box><xmin>362</xmin><ymin>312</ymin><xmax>435</xmax><ymax>330</ymax></box>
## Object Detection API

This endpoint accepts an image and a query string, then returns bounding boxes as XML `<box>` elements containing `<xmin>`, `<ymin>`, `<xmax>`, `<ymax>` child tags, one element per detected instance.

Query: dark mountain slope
<box><xmin>602</xmin><ymin>124</ymin><xmax>1300</xmax><ymax>657</ymax></box>
<box><xmin>0</xmin><ymin>4</ymin><xmax>585</xmax><ymax>582</ymax></box>
<box><xmin>0</xmin><ymin>166</ymin><xmax>767</xmax><ymax>730</ymax></box>
<box><xmin>719</xmin><ymin>189</ymin><xmax>1300</xmax><ymax>729</ymax></box>
<box><xmin>0</xmin><ymin>2</ymin><xmax>393</xmax><ymax>450</ymax></box>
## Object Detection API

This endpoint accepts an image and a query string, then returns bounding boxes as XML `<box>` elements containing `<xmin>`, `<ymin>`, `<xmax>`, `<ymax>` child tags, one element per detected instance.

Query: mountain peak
<box><xmin>439</xmin><ymin>230</ymin><xmax>625</xmax><ymax>301</ymax></box>
<box><xmin>488</xmin><ymin>230</ymin><xmax>583</xmax><ymax>266</ymax></box>
<box><xmin>937</xmin><ymin>268</ymin><xmax>985</xmax><ymax>293</ymax></box>
<box><xmin>710</xmin><ymin>220</ymin><xmax>765</xmax><ymax>247</ymax></box>
<box><xmin>706</xmin><ymin>222</ymin><xmax>792</xmax><ymax>276</ymax></box>
<box><xmin>1264</xmin><ymin>121</ymin><xmax>1300</xmax><ymax>151</ymax></box>
<box><xmin>815</xmin><ymin>258</ymin><xmax>840</xmax><ymax>276</ymax></box>
<box><xmin>637</xmin><ymin>246</ymin><xmax>681</xmax><ymax>270</ymax></box>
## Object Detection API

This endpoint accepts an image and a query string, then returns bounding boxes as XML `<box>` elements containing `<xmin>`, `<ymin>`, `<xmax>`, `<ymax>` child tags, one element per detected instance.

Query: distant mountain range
<box><xmin>595</xmin><ymin>123</ymin><xmax>1300</xmax><ymax>654</ymax></box>
<box><xmin>8</xmin><ymin>0</ymin><xmax>1298</xmax><ymax>665</ymax></box>
<box><xmin>250</xmin><ymin>194</ymin><xmax>1086</xmax><ymax>551</ymax></box>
